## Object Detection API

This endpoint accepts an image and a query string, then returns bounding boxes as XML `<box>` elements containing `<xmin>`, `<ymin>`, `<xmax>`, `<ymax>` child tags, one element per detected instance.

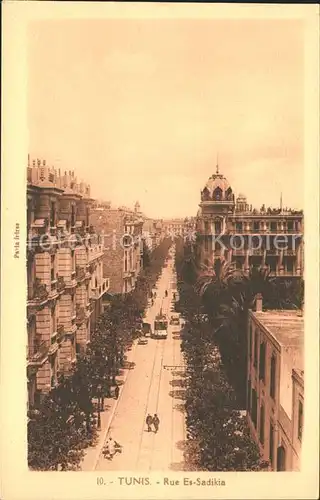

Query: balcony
<box><xmin>76</xmin><ymin>305</ymin><xmax>87</xmax><ymax>324</ymax></box>
<box><xmin>76</xmin><ymin>265</ymin><xmax>86</xmax><ymax>281</ymax></box>
<box><xmin>232</xmin><ymin>248</ymin><xmax>246</xmax><ymax>256</ymax></box>
<box><xmin>87</xmin><ymin>243</ymin><xmax>104</xmax><ymax>262</ymax></box>
<box><xmin>283</xmin><ymin>249</ymin><xmax>296</xmax><ymax>256</ymax></box>
<box><xmin>27</xmin><ymin>341</ymin><xmax>49</xmax><ymax>365</ymax></box>
<box><xmin>250</xmin><ymin>249</ymin><xmax>264</xmax><ymax>256</ymax></box>
<box><xmin>56</xmin><ymin>276</ymin><xmax>66</xmax><ymax>292</ymax></box>
<box><xmin>28</xmin><ymin>279</ymin><xmax>49</xmax><ymax>305</ymax></box>
<box><xmin>266</xmin><ymin>249</ymin><xmax>280</xmax><ymax>256</ymax></box>
<box><xmin>91</xmin><ymin>278</ymin><xmax>110</xmax><ymax>299</ymax></box>
<box><xmin>56</xmin><ymin>325</ymin><xmax>65</xmax><ymax>343</ymax></box>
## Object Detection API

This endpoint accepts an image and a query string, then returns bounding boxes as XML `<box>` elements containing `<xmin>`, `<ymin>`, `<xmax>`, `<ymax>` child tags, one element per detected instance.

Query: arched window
<box><xmin>213</xmin><ymin>187</ymin><xmax>222</xmax><ymax>201</ymax></box>
<box><xmin>202</xmin><ymin>188</ymin><xmax>210</xmax><ymax>201</ymax></box>
<box><xmin>226</xmin><ymin>187</ymin><xmax>233</xmax><ymax>200</ymax></box>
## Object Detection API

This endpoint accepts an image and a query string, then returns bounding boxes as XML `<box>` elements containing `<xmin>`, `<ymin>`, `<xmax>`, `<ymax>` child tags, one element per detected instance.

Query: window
<box><xmin>215</xmin><ymin>221</ymin><xmax>222</xmax><ymax>234</ymax></box>
<box><xmin>270</xmin><ymin>221</ymin><xmax>277</xmax><ymax>232</ymax></box>
<box><xmin>254</xmin><ymin>330</ymin><xmax>259</xmax><ymax>368</ymax></box>
<box><xmin>213</xmin><ymin>187</ymin><xmax>222</xmax><ymax>201</ymax></box>
<box><xmin>287</xmin><ymin>259</ymin><xmax>294</xmax><ymax>272</ymax></box>
<box><xmin>51</xmin><ymin>254</ymin><xmax>55</xmax><ymax>281</ymax></box>
<box><xmin>287</xmin><ymin>221</ymin><xmax>294</xmax><ymax>231</ymax></box>
<box><xmin>298</xmin><ymin>400</ymin><xmax>303</xmax><ymax>440</ymax></box>
<box><xmin>249</xmin><ymin>323</ymin><xmax>253</xmax><ymax>360</ymax></box>
<box><xmin>71</xmin><ymin>205</ymin><xmax>76</xmax><ymax>227</ymax></box>
<box><xmin>124</xmin><ymin>251</ymin><xmax>128</xmax><ymax>272</ymax></box>
<box><xmin>253</xmin><ymin>221</ymin><xmax>260</xmax><ymax>232</ymax></box>
<box><xmin>269</xmin><ymin>422</ymin><xmax>274</xmax><ymax>467</ymax></box>
<box><xmin>269</xmin><ymin>258</ymin><xmax>277</xmax><ymax>272</ymax></box>
<box><xmin>259</xmin><ymin>404</ymin><xmax>265</xmax><ymax>444</ymax></box>
<box><xmin>259</xmin><ymin>342</ymin><xmax>266</xmax><ymax>381</ymax></box>
<box><xmin>204</xmin><ymin>238</ymin><xmax>209</xmax><ymax>251</ymax></box>
<box><xmin>247</xmin><ymin>379</ymin><xmax>251</xmax><ymax>412</ymax></box>
<box><xmin>236</xmin><ymin>222</ymin><xmax>243</xmax><ymax>233</ymax></box>
<box><xmin>204</xmin><ymin>221</ymin><xmax>209</xmax><ymax>233</ymax></box>
<box><xmin>86</xmin><ymin>207</ymin><xmax>90</xmax><ymax>227</ymax></box>
<box><xmin>270</xmin><ymin>354</ymin><xmax>276</xmax><ymax>399</ymax></box>
<box><xmin>251</xmin><ymin>388</ymin><xmax>258</xmax><ymax>427</ymax></box>
<box><xmin>71</xmin><ymin>250</ymin><xmax>75</xmax><ymax>272</ymax></box>
<box><xmin>50</xmin><ymin>201</ymin><xmax>56</xmax><ymax>227</ymax></box>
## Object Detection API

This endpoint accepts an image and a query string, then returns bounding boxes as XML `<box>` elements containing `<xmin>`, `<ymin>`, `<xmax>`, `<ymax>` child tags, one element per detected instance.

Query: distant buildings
<box><xmin>247</xmin><ymin>295</ymin><xmax>304</xmax><ymax>471</ymax></box>
<box><xmin>196</xmin><ymin>165</ymin><xmax>304</xmax><ymax>277</ymax></box>
<box><xmin>90</xmin><ymin>202</ymin><xmax>144</xmax><ymax>295</ymax></box>
<box><xmin>27</xmin><ymin>158</ymin><xmax>109</xmax><ymax>407</ymax></box>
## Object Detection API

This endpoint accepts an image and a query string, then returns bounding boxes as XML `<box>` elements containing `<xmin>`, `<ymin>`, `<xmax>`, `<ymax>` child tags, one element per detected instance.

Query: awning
<box><xmin>57</xmin><ymin>220</ymin><xmax>67</xmax><ymax>229</ymax></box>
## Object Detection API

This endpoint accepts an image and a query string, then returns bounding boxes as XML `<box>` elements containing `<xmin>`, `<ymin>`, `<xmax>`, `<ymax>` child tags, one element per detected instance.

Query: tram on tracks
<box><xmin>153</xmin><ymin>310</ymin><xmax>168</xmax><ymax>339</ymax></box>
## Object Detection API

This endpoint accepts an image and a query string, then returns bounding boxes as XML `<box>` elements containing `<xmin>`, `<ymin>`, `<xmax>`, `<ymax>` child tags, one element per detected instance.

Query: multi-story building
<box><xmin>196</xmin><ymin>165</ymin><xmax>303</xmax><ymax>277</ymax></box>
<box><xmin>246</xmin><ymin>294</ymin><xmax>304</xmax><ymax>471</ymax></box>
<box><xmin>27</xmin><ymin>158</ymin><xmax>109</xmax><ymax>407</ymax></box>
<box><xmin>90</xmin><ymin>202</ymin><xmax>144</xmax><ymax>295</ymax></box>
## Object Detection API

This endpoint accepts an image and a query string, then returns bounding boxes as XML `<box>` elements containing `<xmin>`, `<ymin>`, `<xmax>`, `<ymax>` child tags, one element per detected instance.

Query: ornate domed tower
<box><xmin>199</xmin><ymin>163</ymin><xmax>235</xmax><ymax>235</ymax></box>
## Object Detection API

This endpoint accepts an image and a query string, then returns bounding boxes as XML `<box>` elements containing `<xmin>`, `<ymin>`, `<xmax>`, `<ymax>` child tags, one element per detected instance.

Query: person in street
<box><xmin>165</xmin><ymin>290</ymin><xmax>168</xmax><ymax>297</ymax></box>
<box><xmin>146</xmin><ymin>414</ymin><xmax>153</xmax><ymax>432</ymax></box>
<box><xmin>114</xmin><ymin>384</ymin><xmax>120</xmax><ymax>400</ymax></box>
<box><xmin>153</xmin><ymin>414</ymin><xmax>160</xmax><ymax>433</ymax></box>
<box><xmin>103</xmin><ymin>437</ymin><xmax>116</xmax><ymax>459</ymax></box>
<box><xmin>154</xmin><ymin>292</ymin><xmax>157</xmax><ymax>298</ymax></box>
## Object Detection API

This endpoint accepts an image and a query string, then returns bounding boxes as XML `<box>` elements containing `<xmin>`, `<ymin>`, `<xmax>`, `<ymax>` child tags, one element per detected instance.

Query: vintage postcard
<box><xmin>1</xmin><ymin>2</ymin><xmax>319</xmax><ymax>500</ymax></box>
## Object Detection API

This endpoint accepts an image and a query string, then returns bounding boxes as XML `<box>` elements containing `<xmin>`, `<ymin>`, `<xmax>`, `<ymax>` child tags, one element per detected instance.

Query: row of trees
<box><xmin>28</xmin><ymin>237</ymin><xmax>172</xmax><ymax>471</ymax></box>
<box><xmin>175</xmin><ymin>242</ymin><xmax>269</xmax><ymax>471</ymax></box>
<box><xmin>176</xmin><ymin>237</ymin><xmax>304</xmax><ymax>406</ymax></box>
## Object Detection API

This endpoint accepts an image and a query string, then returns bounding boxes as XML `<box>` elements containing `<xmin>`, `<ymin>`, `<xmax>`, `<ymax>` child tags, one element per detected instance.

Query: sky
<box><xmin>28</xmin><ymin>18</ymin><xmax>304</xmax><ymax>218</ymax></box>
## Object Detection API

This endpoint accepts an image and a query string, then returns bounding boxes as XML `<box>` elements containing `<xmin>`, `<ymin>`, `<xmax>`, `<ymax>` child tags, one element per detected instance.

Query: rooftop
<box><xmin>252</xmin><ymin>310</ymin><xmax>304</xmax><ymax>370</ymax></box>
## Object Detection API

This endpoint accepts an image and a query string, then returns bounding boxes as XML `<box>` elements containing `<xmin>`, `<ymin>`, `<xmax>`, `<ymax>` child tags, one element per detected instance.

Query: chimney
<box><xmin>256</xmin><ymin>293</ymin><xmax>263</xmax><ymax>312</ymax></box>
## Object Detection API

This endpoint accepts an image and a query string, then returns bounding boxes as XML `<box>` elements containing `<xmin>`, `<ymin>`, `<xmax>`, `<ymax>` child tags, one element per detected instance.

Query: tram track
<box><xmin>135</xmin><ymin>266</ymin><xmax>170</xmax><ymax>470</ymax></box>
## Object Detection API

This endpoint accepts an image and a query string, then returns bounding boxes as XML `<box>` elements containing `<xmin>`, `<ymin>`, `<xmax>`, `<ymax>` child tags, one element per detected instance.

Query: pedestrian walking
<box><xmin>153</xmin><ymin>414</ymin><xmax>160</xmax><ymax>433</ymax></box>
<box><xmin>165</xmin><ymin>290</ymin><xmax>168</xmax><ymax>297</ymax></box>
<box><xmin>114</xmin><ymin>384</ymin><xmax>120</xmax><ymax>400</ymax></box>
<box><xmin>103</xmin><ymin>437</ymin><xmax>117</xmax><ymax>460</ymax></box>
<box><xmin>146</xmin><ymin>414</ymin><xmax>153</xmax><ymax>432</ymax></box>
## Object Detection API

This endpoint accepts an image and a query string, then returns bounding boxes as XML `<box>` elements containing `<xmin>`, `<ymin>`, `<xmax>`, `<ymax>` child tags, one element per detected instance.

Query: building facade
<box><xmin>27</xmin><ymin>158</ymin><xmax>109</xmax><ymax>408</ymax></box>
<box><xmin>196</xmin><ymin>166</ymin><xmax>303</xmax><ymax>277</ymax></box>
<box><xmin>90</xmin><ymin>203</ymin><xmax>144</xmax><ymax>295</ymax></box>
<box><xmin>246</xmin><ymin>296</ymin><xmax>304</xmax><ymax>471</ymax></box>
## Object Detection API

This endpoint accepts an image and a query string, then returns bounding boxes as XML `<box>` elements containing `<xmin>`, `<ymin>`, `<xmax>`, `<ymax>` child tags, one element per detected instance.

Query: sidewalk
<box><xmin>80</xmin><ymin>339</ymin><xmax>138</xmax><ymax>471</ymax></box>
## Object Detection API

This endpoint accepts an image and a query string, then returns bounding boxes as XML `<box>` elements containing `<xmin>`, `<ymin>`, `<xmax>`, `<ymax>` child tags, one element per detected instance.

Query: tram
<box><xmin>153</xmin><ymin>311</ymin><xmax>168</xmax><ymax>339</ymax></box>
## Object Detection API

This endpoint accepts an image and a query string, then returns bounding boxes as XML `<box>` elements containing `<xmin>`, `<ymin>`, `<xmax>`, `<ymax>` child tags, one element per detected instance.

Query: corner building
<box><xmin>27</xmin><ymin>158</ymin><xmax>109</xmax><ymax>407</ymax></box>
<box><xmin>247</xmin><ymin>296</ymin><xmax>304</xmax><ymax>471</ymax></box>
<box><xmin>196</xmin><ymin>166</ymin><xmax>303</xmax><ymax>277</ymax></box>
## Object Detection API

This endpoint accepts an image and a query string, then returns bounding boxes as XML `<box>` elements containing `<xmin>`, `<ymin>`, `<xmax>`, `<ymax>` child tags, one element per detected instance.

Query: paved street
<box><xmin>95</xmin><ymin>247</ymin><xmax>187</xmax><ymax>471</ymax></box>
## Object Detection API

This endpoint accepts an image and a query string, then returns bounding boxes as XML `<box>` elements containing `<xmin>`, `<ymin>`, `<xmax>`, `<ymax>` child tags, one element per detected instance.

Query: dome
<box><xmin>204</xmin><ymin>174</ymin><xmax>231</xmax><ymax>194</ymax></box>
<box><xmin>201</xmin><ymin>166</ymin><xmax>234</xmax><ymax>202</ymax></box>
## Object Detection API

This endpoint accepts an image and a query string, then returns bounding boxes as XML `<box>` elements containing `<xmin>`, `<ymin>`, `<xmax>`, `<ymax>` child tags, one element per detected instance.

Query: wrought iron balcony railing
<box><xmin>56</xmin><ymin>275</ymin><xmax>66</xmax><ymax>292</ymax></box>
<box><xmin>30</xmin><ymin>279</ymin><xmax>49</xmax><ymax>302</ymax></box>
<box><xmin>27</xmin><ymin>341</ymin><xmax>50</xmax><ymax>362</ymax></box>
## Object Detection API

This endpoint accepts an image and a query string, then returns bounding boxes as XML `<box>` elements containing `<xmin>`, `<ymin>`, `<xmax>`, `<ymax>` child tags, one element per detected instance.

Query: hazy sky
<box><xmin>28</xmin><ymin>18</ymin><xmax>304</xmax><ymax>218</ymax></box>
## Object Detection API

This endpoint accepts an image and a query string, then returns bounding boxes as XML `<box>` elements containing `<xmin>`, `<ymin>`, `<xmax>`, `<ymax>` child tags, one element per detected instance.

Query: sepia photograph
<box><xmin>1</xmin><ymin>2</ymin><xmax>319</xmax><ymax>500</ymax></box>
